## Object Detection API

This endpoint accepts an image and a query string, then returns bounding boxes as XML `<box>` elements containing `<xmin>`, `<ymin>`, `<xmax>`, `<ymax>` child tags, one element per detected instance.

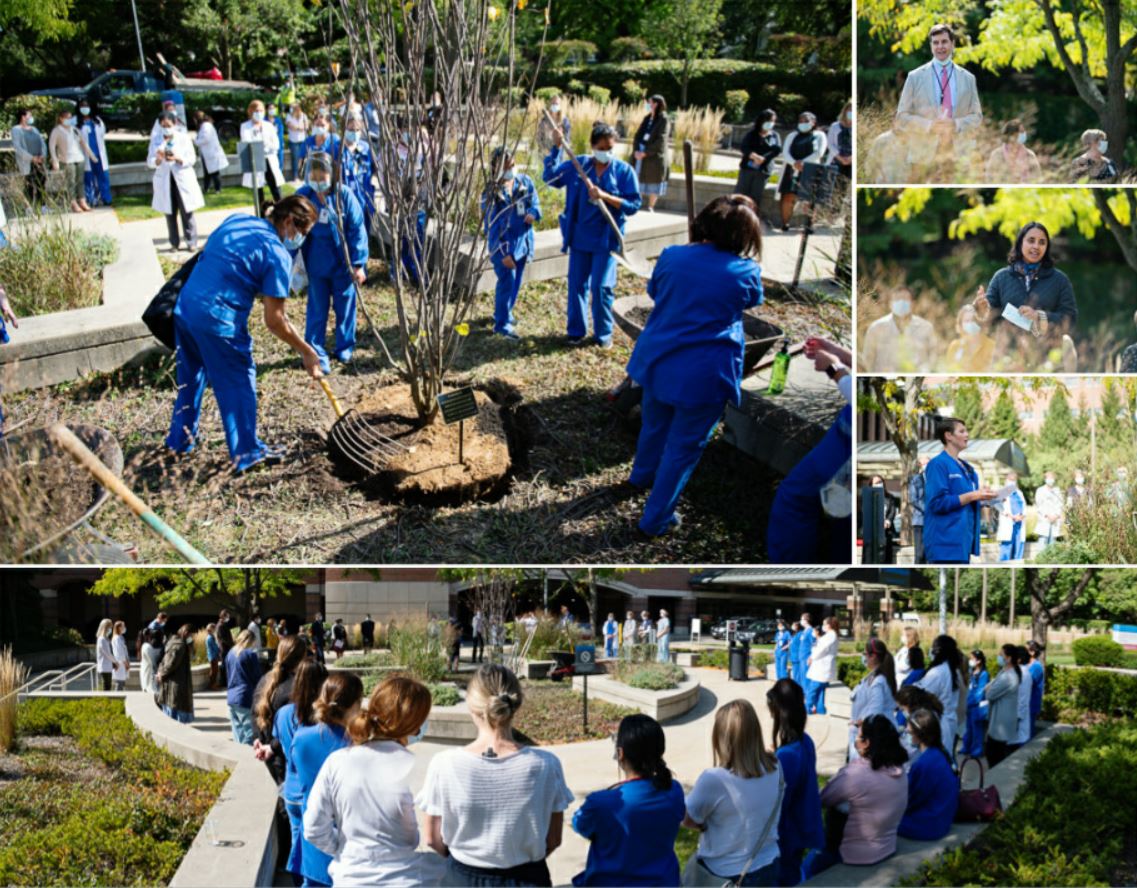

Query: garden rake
<box><xmin>543</xmin><ymin>110</ymin><xmax>653</xmax><ymax>279</ymax></box>
<box><xmin>316</xmin><ymin>377</ymin><xmax>415</xmax><ymax>477</ymax></box>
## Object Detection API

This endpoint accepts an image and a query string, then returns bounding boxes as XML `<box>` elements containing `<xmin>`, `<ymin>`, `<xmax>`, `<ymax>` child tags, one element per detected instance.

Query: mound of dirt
<box><xmin>329</xmin><ymin>383</ymin><xmax>512</xmax><ymax>505</ymax></box>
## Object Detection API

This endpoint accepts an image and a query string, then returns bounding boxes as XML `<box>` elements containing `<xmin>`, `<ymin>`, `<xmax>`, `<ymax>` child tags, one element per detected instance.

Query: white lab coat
<box><xmin>149</xmin><ymin>118</ymin><xmax>188</xmax><ymax>153</ymax></box>
<box><xmin>240</xmin><ymin>119</ymin><xmax>284</xmax><ymax>188</ymax></box>
<box><xmin>995</xmin><ymin>490</ymin><xmax>1023</xmax><ymax>544</ymax></box>
<box><xmin>81</xmin><ymin>118</ymin><xmax>110</xmax><ymax>171</ymax></box>
<box><xmin>194</xmin><ymin>120</ymin><xmax>230</xmax><ymax>174</ymax></box>
<box><xmin>1034</xmin><ymin>484</ymin><xmax>1065</xmax><ymax>539</ymax></box>
<box><xmin>111</xmin><ymin>634</ymin><xmax>130</xmax><ymax>683</ymax></box>
<box><xmin>147</xmin><ymin>130</ymin><xmax>205</xmax><ymax>216</ymax></box>
<box><xmin>806</xmin><ymin>629</ymin><xmax>839</xmax><ymax>683</ymax></box>
<box><xmin>848</xmin><ymin>671</ymin><xmax>898</xmax><ymax>760</ymax></box>
<box><xmin>917</xmin><ymin>662</ymin><xmax>960</xmax><ymax>754</ymax></box>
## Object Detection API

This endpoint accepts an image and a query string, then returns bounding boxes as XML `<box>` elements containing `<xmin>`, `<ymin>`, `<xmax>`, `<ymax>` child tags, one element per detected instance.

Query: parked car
<box><xmin>711</xmin><ymin>617</ymin><xmax>756</xmax><ymax>641</ymax></box>
<box><xmin>736</xmin><ymin>619</ymin><xmax>778</xmax><ymax>644</ymax></box>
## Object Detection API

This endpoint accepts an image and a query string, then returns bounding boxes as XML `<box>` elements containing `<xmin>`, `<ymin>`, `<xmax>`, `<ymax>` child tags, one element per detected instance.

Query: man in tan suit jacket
<box><xmin>895</xmin><ymin>23</ymin><xmax>983</xmax><ymax>176</ymax></box>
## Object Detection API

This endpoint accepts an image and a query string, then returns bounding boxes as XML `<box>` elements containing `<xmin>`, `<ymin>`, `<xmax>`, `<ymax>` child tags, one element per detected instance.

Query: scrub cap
<box><xmin>307</xmin><ymin>151</ymin><xmax>333</xmax><ymax>174</ymax></box>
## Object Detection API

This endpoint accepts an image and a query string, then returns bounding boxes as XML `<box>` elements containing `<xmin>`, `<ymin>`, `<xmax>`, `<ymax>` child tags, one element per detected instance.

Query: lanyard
<box><xmin>934</xmin><ymin>63</ymin><xmax>956</xmax><ymax>106</ymax></box>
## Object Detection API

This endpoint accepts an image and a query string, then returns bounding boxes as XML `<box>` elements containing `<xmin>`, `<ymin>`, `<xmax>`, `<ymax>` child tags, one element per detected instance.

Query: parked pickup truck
<box><xmin>32</xmin><ymin>58</ymin><xmax>260</xmax><ymax>140</ymax></box>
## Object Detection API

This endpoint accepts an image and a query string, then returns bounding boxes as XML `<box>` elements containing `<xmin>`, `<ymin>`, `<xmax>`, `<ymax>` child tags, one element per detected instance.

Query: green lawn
<box><xmin>113</xmin><ymin>184</ymin><xmax>297</xmax><ymax>223</ymax></box>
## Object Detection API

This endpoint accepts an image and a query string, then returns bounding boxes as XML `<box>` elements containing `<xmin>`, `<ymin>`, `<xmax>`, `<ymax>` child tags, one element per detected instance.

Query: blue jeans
<box><xmin>162</xmin><ymin>705</ymin><xmax>193</xmax><ymax>724</ymax></box>
<box><xmin>228</xmin><ymin>704</ymin><xmax>254</xmax><ymax>744</ymax></box>
<box><xmin>289</xmin><ymin>141</ymin><xmax>307</xmax><ymax>181</ymax></box>
<box><xmin>629</xmin><ymin>388</ymin><xmax>724</xmax><ymax>535</ymax></box>
<box><xmin>806</xmin><ymin>679</ymin><xmax>827</xmax><ymax>714</ymax></box>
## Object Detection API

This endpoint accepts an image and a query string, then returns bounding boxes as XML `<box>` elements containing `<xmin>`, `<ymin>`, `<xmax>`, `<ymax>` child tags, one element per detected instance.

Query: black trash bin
<box><xmin>729</xmin><ymin>641</ymin><xmax>750</xmax><ymax>681</ymax></box>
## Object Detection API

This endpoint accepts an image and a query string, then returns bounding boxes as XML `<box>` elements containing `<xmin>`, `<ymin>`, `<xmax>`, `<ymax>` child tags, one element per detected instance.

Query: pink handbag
<box><xmin>955</xmin><ymin>756</ymin><xmax>1002</xmax><ymax>822</ymax></box>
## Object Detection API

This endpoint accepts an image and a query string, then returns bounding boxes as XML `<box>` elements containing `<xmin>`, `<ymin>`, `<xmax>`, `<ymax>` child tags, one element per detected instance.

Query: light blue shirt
<box><xmin>931</xmin><ymin>59</ymin><xmax>958</xmax><ymax>117</ymax></box>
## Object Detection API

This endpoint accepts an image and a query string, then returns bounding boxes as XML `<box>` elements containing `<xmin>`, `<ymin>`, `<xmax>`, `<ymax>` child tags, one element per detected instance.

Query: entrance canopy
<box><xmin>858</xmin><ymin>438</ymin><xmax>1030</xmax><ymax>477</ymax></box>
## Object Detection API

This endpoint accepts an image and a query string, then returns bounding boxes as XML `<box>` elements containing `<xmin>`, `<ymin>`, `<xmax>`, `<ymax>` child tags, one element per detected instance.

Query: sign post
<box><xmin>575</xmin><ymin>643</ymin><xmax>596</xmax><ymax>732</ymax></box>
<box><xmin>690</xmin><ymin>617</ymin><xmax>701</xmax><ymax>644</ymax></box>
<box><xmin>436</xmin><ymin>386</ymin><xmax>479</xmax><ymax>465</ymax></box>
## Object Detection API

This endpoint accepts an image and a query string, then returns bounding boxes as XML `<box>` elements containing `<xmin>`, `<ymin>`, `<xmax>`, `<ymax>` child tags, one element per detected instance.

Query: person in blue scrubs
<box><xmin>767</xmin><ymin>338</ymin><xmax>853</xmax><ymax>562</ymax></box>
<box><xmin>303</xmin><ymin>114</ymin><xmax>341</xmax><ymax>173</ymax></box>
<box><xmin>625</xmin><ymin>195</ymin><xmax>763</xmax><ymax>535</ymax></box>
<box><xmin>1026</xmin><ymin>641</ymin><xmax>1045</xmax><ymax>736</ymax></box>
<box><xmin>166</xmin><ymin>195</ymin><xmax>324</xmax><ymax>473</ymax></box>
<box><xmin>961</xmin><ymin>649</ymin><xmax>989</xmax><ymax>757</ymax></box>
<box><xmin>340</xmin><ymin>116</ymin><xmax>376</xmax><ymax>230</ymax></box>
<box><xmin>482</xmin><ymin>147</ymin><xmax>541</xmax><ymax>340</ymax></box>
<box><xmin>290</xmin><ymin>672</ymin><xmax>363</xmax><ymax>887</ymax></box>
<box><xmin>767</xmin><ymin>679</ymin><xmax>824</xmax><ymax>887</ymax></box>
<box><xmin>897</xmin><ymin>708</ymin><xmax>958</xmax><ymax>840</ymax></box>
<box><xmin>572</xmin><ymin>714</ymin><xmax>685</xmax><ymax>886</ymax></box>
<box><xmin>774</xmin><ymin>620</ymin><xmax>792</xmax><ymax>680</ymax></box>
<box><xmin>787</xmin><ymin>622</ymin><xmax>802</xmax><ymax>688</ymax></box>
<box><xmin>795</xmin><ymin>615</ymin><xmax>816</xmax><ymax>691</ymax></box>
<box><xmin>923</xmin><ymin>418</ymin><xmax>996</xmax><ymax>563</ymax></box>
<box><xmin>544</xmin><ymin>121</ymin><xmax>641</xmax><ymax>347</ymax></box>
<box><xmin>78</xmin><ymin>101</ymin><xmax>112</xmax><ymax>207</ymax></box>
<box><xmin>997</xmin><ymin>472</ymin><xmax>1026</xmax><ymax>561</ymax></box>
<box><xmin>293</xmin><ymin>152</ymin><xmax>368</xmax><ymax>373</ymax></box>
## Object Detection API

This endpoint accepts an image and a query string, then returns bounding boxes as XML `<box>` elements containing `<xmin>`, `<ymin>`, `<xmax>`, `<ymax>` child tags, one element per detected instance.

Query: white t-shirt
<box><xmin>305</xmin><ymin>741</ymin><xmax>445</xmax><ymax>888</ymax></box>
<box><xmin>417</xmin><ymin>746</ymin><xmax>574</xmax><ymax>869</ymax></box>
<box><xmin>685</xmin><ymin>766</ymin><xmax>782</xmax><ymax>877</ymax></box>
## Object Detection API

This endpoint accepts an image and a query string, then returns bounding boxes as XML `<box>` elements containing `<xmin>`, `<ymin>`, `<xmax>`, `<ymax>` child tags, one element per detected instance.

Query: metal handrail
<box><xmin>0</xmin><ymin>662</ymin><xmax>99</xmax><ymax>706</ymax></box>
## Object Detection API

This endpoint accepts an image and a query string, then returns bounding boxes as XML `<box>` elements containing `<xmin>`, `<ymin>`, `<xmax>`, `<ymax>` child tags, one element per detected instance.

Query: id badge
<box><xmin>318</xmin><ymin>207</ymin><xmax>330</xmax><ymax>225</ymax></box>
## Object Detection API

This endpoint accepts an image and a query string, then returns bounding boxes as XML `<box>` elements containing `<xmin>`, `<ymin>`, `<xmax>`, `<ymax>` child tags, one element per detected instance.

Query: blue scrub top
<box><xmin>291</xmin><ymin>722</ymin><xmax>351</xmax><ymax>881</ymax></box>
<box><xmin>482</xmin><ymin>173</ymin><xmax>543</xmax><ymax>263</ymax></box>
<box><xmin>775</xmin><ymin>628</ymin><xmax>792</xmax><ymax>654</ymax></box>
<box><xmin>775</xmin><ymin>735</ymin><xmax>825</xmax><ymax>855</ymax></box>
<box><xmin>898</xmin><ymin>747</ymin><xmax>958</xmax><ymax>840</ymax></box>
<box><xmin>967</xmin><ymin>669</ymin><xmax>990</xmax><ymax>713</ymax></box>
<box><xmin>626</xmin><ymin>242</ymin><xmax>763</xmax><ymax>408</ymax></box>
<box><xmin>572</xmin><ymin>778</ymin><xmax>685</xmax><ymax>886</ymax></box>
<box><xmin>275</xmin><ymin>703</ymin><xmax>303</xmax><ymax>803</ymax></box>
<box><xmin>796</xmin><ymin>628</ymin><xmax>815</xmax><ymax>661</ymax></box>
<box><xmin>543</xmin><ymin>147</ymin><xmax>641</xmax><ymax>254</ymax></box>
<box><xmin>924</xmin><ymin>449</ymin><xmax>982</xmax><ymax>563</ymax></box>
<box><xmin>788</xmin><ymin>630</ymin><xmax>802</xmax><ymax>662</ymax></box>
<box><xmin>304</xmin><ymin>133</ymin><xmax>342</xmax><ymax>165</ymax></box>
<box><xmin>340</xmin><ymin>142</ymin><xmax>375</xmax><ymax>206</ymax></box>
<box><xmin>176</xmin><ymin>214</ymin><xmax>292</xmax><ymax>339</ymax></box>
<box><xmin>295</xmin><ymin>183</ymin><xmax>369</xmax><ymax>278</ymax></box>
<box><xmin>1028</xmin><ymin>660</ymin><xmax>1044</xmax><ymax>717</ymax></box>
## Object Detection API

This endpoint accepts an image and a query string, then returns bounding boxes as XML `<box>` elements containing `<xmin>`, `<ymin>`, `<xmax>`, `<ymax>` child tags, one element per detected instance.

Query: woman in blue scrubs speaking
<box><xmin>625</xmin><ymin>194</ymin><xmax>764</xmax><ymax>536</ymax></box>
<box><xmin>166</xmin><ymin>194</ymin><xmax>323</xmax><ymax>474</ymax></box>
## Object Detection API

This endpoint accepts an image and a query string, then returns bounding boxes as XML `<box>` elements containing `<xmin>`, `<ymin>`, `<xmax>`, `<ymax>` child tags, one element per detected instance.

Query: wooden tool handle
<box><xmin>683</xmin><ymin>139</ymin><xmax>695</xmax><ymax>242</ymax></box>
<box><xmin>318</xmin><ymin>378</ymin><xmax>346</xmax><ymax>419</ymax></box>
<box><xmin>542</xmin><ymin>109</ymin><xmax>626</xmax><ymax>248</ymax></box>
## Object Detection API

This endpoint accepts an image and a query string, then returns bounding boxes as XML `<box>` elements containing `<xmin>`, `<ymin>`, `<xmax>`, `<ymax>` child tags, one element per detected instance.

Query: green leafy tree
<box><xmin>646</xmin><ymin>0</ymin><xmax>724</xmax><ymax>106</ymax></box>
<box><xmin>858</xmin><ymin>0</ymin><xmax>1137</xmax><ymax>165</ymax></box>
<box><xmin>88</xmin><ymin>568</ymin><xmax>309</xmax><ymax>624</ymax></box>
<box><xmin>987</xmin><ymin>388</ymin><xmax>1023</xmax><ymax>441</ymax></box>
<box><xmin>183</xmin><ymin>0</ymin><xmax>316</xmax><ymax>81</ymax></box>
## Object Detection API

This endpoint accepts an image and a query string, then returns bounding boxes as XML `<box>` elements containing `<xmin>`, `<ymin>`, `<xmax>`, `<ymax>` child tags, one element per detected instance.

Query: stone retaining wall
<box><xmin>569</xmin><ymin>673</ymin><xmax>700</xmax><ymax>721</ymax></box>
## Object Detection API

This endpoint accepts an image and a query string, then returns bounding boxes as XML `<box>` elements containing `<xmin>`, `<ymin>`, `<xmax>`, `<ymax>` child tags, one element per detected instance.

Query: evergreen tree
<box><xmin>987</xmin><ymin>389</ymin><xmax>1022</xmax><ymax>441</ymax></box>
<box><xmin>953</xmin><ymin>381</ymin><xmax>985</xmax><ymax>436</ymax></box>
<box><xmin>1039</xmin><ymin>387</ymin><xmax>1076</xmax><ymax>451</ymax></box>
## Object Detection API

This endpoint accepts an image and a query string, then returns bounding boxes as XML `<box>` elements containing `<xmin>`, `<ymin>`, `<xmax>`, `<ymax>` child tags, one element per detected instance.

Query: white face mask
<box><xmin>593</xmin><ymin>149</ymin><xmax>613</xmax><ymax>164</ymax></box>
<box><xmin>891</xmin><ymin>299</ymin><xmax>912</xmax><ymax>317</ymax></box>
<box><xmin>1045</xmin><ymin>477</ymin><xmax>1055</xmax><ymax>486</ymax></box>
<box><xmin>79</xmin><ymin>106</ymin><xmax>91</xmax><ymax>116</ymax></box>
<box><xmin>1099</xmin><ymin>140</ymin><xmax>1109</xmax><ymax>153</ymax></box>
<box><xmin>1017</xmin><ymin>131</ymin><xmax>1028</xmax><ymax>144</ymax></box>
<box><xmin>797</xmin><ymin>122</ymin><xmax>812</xmax><ymax>133</ymax></box>
<box><xmin>1075</xmin><ymin>476</ymin><xmax>1085</xmax><ymax>485</ymax></box>
<box><xmin>549</xmin><ymin>103</ymin><xmax>560</xmax><ymax>114</ymax></box>
<box><xmin>761</xmin><ymin>121</ymin><xmax>774</xmax><ymax>132</ymax></box>
<box><xmin>963</xmin><ymin>321</ymin><xmax>981</xmax><ymax>335</ymax></box>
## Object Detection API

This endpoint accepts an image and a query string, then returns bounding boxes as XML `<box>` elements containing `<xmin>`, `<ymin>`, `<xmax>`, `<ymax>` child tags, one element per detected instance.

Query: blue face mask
<box><xmin>309</xmin><ymin>178</ymin><xmax>331</xmax><ymax>193</ymax></box>
<box><xmin>797</xmin><ymin>122</ymin><xmax>812</xmax><ymax>133</ymax></box>
<box><xmin>345</xmin><ymin>130</ymin><xmax>360</xmax><ymax>144</ymax></box>
<box><xmin>253</xmin><ymin>111</ymin><xmax>265</xmax><ymax>123</ymax></box>
<box><xmin>997</xmin><ymin>654</ymin><xmax>1006</xmax><ymax>668</ymax></box>
<box><xmin>408</xmin><ymin>720</ymin><xmax>429</xmax><ymax>745</ymax></box>
<box><xmin>501</xmin><ymin>169</ymin><xmax>515</xmax><ymax>182</ymax></box>
<box><xmin>284</xmin><ymin>230</ymin><xmax>307</xmax><ymax>250</ymax></box>
<box><xmin>62</xmin><ymin>116</ymin><xmax>74</xmax><ymax>127</ymax></box>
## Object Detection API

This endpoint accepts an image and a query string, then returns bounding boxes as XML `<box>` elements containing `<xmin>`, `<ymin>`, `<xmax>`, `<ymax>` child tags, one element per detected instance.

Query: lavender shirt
<box><xmin>820</xmin><ymin>757</ymin><xmax>908</xmax><ymax>865</ymax></box>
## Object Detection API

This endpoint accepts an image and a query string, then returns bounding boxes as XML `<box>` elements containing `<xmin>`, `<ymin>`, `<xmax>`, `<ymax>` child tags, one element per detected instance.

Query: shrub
<box><xmin>763</xmin><ymin>34</ymin><xmax>852</xmax><ymax>73</ymax></box>
<box><xmin>544</xmin><ymin>40</ymin><xmax>598</xmax><ymax>68</ymax></box>
<box><xmin>621</xmin><ymin>79</ymin><xmax>646</xmax><ymax>104</ymax></box>
<box><xmin>695</xmin><ymin>648</ymin><xmax>769</xmax><ymax>671</ymax></box>
<box><xmin>105</xmin><ymin>140</ymin><xmax>153</xmax><ymax>165</ymax></box>
<box><xmin>535</xmin><ymin>86</ymin><xmax>563</xmax><ymax>102</ymax></box>
<box><xmin>388</xmin><ymin>619</ymin><xmax>450</xmax><ymax>684</ymax></box>
<box><xmin>566</xmin><ymin>79</ymin><xmax>586</xmax><ymax>96</ymax></box>
<box><xmin>610</xmin><ymin>660</ymin><xmax>684</xmax><ymax>690</ymax></box>
<box><xmin>906</xmin><ymin>720</ymin><xmax>1137</xmax><ymax>886</ymax></box>
<box><xmin>498</xmin><ymin>86</ymin><xmax>526</xmax><ymax>106</ymax></box>
<box><xmin>429</xmin><ymin>684</ymin><xmax>462</xmax><ymax>707</ymax></box>
<box><xmin>1072</xmin><ymin>635</ymin><xmax>1125</xmax><ymax>667</ymax></box>
<box><xmin>609</xmin><ymin>37</ymin><xmax>651</xmax><ymax>62</ymax></box>
<box><xmin>837</xmin><ymin>656</ymin><xmax>868</xmax><ymax>689</ymax></box>
<box><xmin>724</xmin><ymin>89</ymin><xmax>750</xmax><ymax>122</ymax></box>
<box><xmin>0</xmin><ymin>213</ymin><xmax>119</xmax><ymax>316</ymax></box>
<box><xmin>1042</xmin><ymin>666</ymin><xmax>1137</xmax><ymax>722</ymax></box>
<box><xmin>586</xmin><ymin>85</ymin><xmax>612</xmax><ymax>106</ymax></box>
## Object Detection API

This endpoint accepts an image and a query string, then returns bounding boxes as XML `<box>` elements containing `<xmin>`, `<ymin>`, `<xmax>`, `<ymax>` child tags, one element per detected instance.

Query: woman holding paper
<box><xmin>972</xmin><ymin>222</ymin><xmax>1077</xmax><ymax>348</ymax></box>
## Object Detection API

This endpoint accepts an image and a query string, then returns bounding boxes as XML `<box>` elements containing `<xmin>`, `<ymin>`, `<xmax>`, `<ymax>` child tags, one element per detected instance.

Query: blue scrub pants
<box><xmin>767</xmin><ymin>409</ymin><xmax>852</xmax><ymax>563</ymax></box>
<box><xmin>792</xmin><ymin>659</ymin><xmax>805</xmax><ymax>689</ymax></box>
<box><xmin>605</xmin><ymin>636</ymin><xmax>617</xmax><ymax>658</ymax></box>
<box><xmin>806</xmin><ymin>679</ymin><xmax>827</xmax><ymax>714</ymax></box>
<box><xmin>289</xmin><ymin>141</ymin><xmax>307</xmax><ymax>181</ymax></box>
<box><xmin>305</xmin><ymin>270</ymin><xmax>357</xmax><ymax>371</ymax></box>
<box><xmin>999</xmin><ymin>525</ymin><xmax>1024</xmax><ymax>561</ymax></box>
<box><xmin>566</xmin><ymin>247</ymin><xmax>617</xmax><ymax>344</ymax></box>
<box><xmin>84</xmin><ymin>163</ymin><xmax>112</xmax><ymax>206</ymax></box>
<box><xmin>775</xmin><ymin>652</ymin><xmax>789</xmax><ymax>680</ymax></box>
<box><xmin>962</xmin><ymin>708</ymin><xmax>987</xmax><ymax>758</ymax></box>
<box><xmin>166</xmin><ymin>316</ymin><xmax>270</xmax><ymax>473</ymax></box>
<box><xmin>629</xmin><ymin>388</ymin><xmax>723</xmax><ymax>535</ymax></box>
<box><xmin>491</xmin><ymin>255</ymin><xmax>527</xmax><ymax>334</ymax></box>
<box><xmin>395</xmin><ymin>211</ymin><xmax>427</xmax><ymax>286</ymax></box>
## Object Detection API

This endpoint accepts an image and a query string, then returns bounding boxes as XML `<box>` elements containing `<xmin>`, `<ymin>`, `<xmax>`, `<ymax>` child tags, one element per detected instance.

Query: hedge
<box><xmin>837</xmin><ymin>656</ymin><xmax>868</xmax><ymax>689</ymax></box>
<box><xmin>1072</xmin><ymin>634</ymin><xmax>1126</xmax><ymax>667</ymax></box>
<box><xmin>904</xmin><ymin>720</ymin><xmax>1137</xmax><ymax>886</ymax></box>
<box><xmin>1042</xmin><ymin>666</ymin><xmax>1137</xmax><ymax>722</ymax></box>
<box><xmin>538</xmin><ymin>59</ymin><xmax>850</xmax><ymax>122</ymax></box>
<box><xmin>696</xmin><ymin>648</ymin><xmax>770</xmax><ymax>671</ymax></box>
<box><xmin>1</xmin><ymin>698</ymin><xmax>226</xmax><ymax>886</ymax></box>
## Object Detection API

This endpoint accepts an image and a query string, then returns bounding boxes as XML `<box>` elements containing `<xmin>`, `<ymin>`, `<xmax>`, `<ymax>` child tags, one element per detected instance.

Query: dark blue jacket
<box><xmin>543</xmin><ymin>147</ymin><xmax>640</xmax><ymax>254</ymax></box>
<box><xmin>898</xmin><ymin>748</ymin><xmax>958</xmax><ymax>840</ymax></box>
<box><xmin>923</xmin><ymin>450</ymin><xmax>981</xmax><ymax>563</ymax></box>
<box><xmin>225</xmin><ymin>648</ymin><xmax>262</xmax><ymax>709</ymax></box>
<box><xmin>985</xmin><ymin>263</ymin><xmax>1077</xmax><ymax>330</ymax></box>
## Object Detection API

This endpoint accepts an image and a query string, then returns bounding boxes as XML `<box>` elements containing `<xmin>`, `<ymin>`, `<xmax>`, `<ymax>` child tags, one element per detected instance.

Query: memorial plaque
<box><xmin>436</xmin><ymin>387</ymin><xmax>479</xmax><ymax>424</ymax></box>
<box><xmin>574</xmin><ymin>644</ymin><xmax>596</xmax><ymax>674</ymax></box>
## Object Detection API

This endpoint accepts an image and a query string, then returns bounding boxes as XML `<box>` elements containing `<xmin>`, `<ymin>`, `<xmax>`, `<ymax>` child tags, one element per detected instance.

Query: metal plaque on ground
<box><xmin>436</xmin><ymin>387</ymin><xmax>479</xmax><ymax>424</ymax></box>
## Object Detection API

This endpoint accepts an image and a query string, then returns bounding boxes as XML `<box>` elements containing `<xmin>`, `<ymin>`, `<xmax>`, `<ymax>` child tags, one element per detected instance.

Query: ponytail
<box><xmin>263</xmin><ymin>193</ymin><xmax>318</xmax><ymax>227</ymax></box>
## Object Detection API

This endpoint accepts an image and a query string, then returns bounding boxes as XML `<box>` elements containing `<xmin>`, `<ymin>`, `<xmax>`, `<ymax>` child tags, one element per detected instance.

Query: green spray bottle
<box><xmin>768</xmin><ymin>338</ymin><xmax>791</xmax><ymax>395</ymax></box>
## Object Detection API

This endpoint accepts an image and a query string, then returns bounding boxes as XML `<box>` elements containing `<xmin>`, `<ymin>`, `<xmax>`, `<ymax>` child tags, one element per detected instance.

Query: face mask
<box><xmin>345</xmin><ymin>130</ymin><xmax>360</xmax><ymax>143</ymax></box>
<box><xmin>963</xmin><ymin>321</ymin><xmax>980</xmax><ymax>335</ymax></box>
<box><xmin>311</xmin><ymin>126</ymin><xmax>327</xmax><ymax>137</ymax></box>
<box><xmin>996</xmin><ymin>654</ymin><xmax>1006</xmax><ymax>668</ymax></box>
<box><xmin>161</xmin><ymin>128</ymin><xmax>174</xmax><ymax>139</ymax></box>
<box><xmin>310</xmin><ymin>178</ymin><xmax>331</xmax><ymax>193</ymax></box>
<box><xmin>845</xmin><ymin>113</ymin><xmax>853</xmax><ymax>124</ymax></box>
<box><xmin>860</xmin><ymin>654</ymin><xmax>868</xmax><ymax>667</ymax></box>
<box><xmin>253</xmin><ymin>111</ymin><xmax>265</xmax><ymax>123</ymax></box>
<box><xmin>593</xmin><ymin>149</ymin><xmax>613</xmax><ymax>164</ymax></box>
<box><xmin>267</xmin><ymin>109</ymin><xmax>277</xmax><ymax>118</ymax></box>
<box><xmin>968</xmin><ymin>659</ymin><xmax>977</xmax><ymax>670</ymax></box>
<box><xmin>1045</xmin><ymin>478</ymin><xmax>1055</xmax><ymax>487</ymax></box>
<box><xmin>62</xmin><ymin>116</ymin><xmax>73</xmax><ymax>127</ymax></box>
<box><xmin>1075</xmin><ymin>476</ymin><xmax>1085</xmax><ymax>485</ymax></box>
<box><xmin>549</xmin><ymin>103</ymin><xmax>560</xmax><ymax>114</ymax></box>
<box><xmin>501</xmin><ymin>169</ymin><xmax>515</xmax><ymax>182</ymax></box>
<box><xmin>79</xmin><ymin>106</ymin><xmax>90</xmax><ymax>116</ymax></box>
<box><xmin>408</xmin><ymin>720</ymin><xmax>429</xmax><ymax>745</ymax></box>
<box><xmin>1099</xmin><ymin>140</ymin><xmax>1109</xmax><ymax>153</ymax></box>
<box><xmin>1017</xmin><ymin>131</ymin><xmax>1028</xmax><ymax>144</ymax></box>
<box><xmin>400</xmin><ymin>132</ymin><xmax>412</xmax><ymax>146</ymax></box>
<box><xmin>761</xmin><ymin>121</ymin><xmax>775</xmax><ymax>132</ymax></box>
<box><xmin>797</xmin><ymin>122</ymin><xmax>812</xmax><ymax>133</ymax></box>
<box><xmin>319</xmin><ymin>107</ymin><xmax>329</xmax><ymax>116</ymax></box>
<box><xmin>25</xmin><ymin>116</ymin><xmax>34</xmax><ymax>126</ymax></box>
<box><xmin>284</xmin><ymin>230</ymin><xmax>307</xmax><ymax>250</ymax></box>
<box><xmin>891</xmin><ymin>299</ymin><xmax>911</xmax><ymax>317</ymax></box>
<box><xmin>645</xmin><ymin>102</ymin><xmax>653</xmax><ymax>112</ymax></box>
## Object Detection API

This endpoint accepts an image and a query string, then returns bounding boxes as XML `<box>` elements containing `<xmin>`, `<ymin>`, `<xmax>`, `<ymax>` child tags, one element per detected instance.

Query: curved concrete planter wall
<box><xmin>569</xmin><ymin>674</ymin><xmax>700</xmax><ymax>722</ymax></box>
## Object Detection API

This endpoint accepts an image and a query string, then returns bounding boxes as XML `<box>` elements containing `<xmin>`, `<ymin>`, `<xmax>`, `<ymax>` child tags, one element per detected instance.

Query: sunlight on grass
<box><xmin>113</xmin><ymin>184</ymin><xmax>297</xmax><ymax>223</ymax></box>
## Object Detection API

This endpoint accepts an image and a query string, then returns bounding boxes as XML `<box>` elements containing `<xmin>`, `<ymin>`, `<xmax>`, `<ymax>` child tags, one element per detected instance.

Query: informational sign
<box><xmin>436</xmin><ymin>387</ymin><xmax>479</xmax><ymax>425</ymax></box>
<box><xmin>691</xmin><ymin>618</ymin><xmax>701</xmax><ymax>644</ymax></box>
<box><xmin>574</xmin><ymin>644</ymin><xmax>596</xmax><ymax>674</ymax></box>
<box><xmin>237</xmin><ymin>140</ymin><xmax>265</xmax><ymax>176</ymax></box>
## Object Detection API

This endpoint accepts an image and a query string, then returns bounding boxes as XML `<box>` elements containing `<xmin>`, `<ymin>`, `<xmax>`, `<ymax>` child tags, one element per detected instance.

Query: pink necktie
<box><xmin>940</xmin><ymin>66</ymin><xmax>953</xmax><ymax>118</ymax></box>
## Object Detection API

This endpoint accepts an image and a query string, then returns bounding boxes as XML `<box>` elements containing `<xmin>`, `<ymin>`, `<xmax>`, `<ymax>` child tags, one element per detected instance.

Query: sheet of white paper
<box><xmin>988</xmin><ymin>482</ymin><xmax>1019</xmax><ymax>504</ymax></box>
<box><xmin>1002</xmin><ymin>303</ymin><xmax>1033</xmax><ymax>331</ymax></box>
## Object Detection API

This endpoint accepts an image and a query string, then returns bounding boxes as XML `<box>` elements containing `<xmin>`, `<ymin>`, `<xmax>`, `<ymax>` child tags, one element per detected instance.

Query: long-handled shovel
<box><xmin>543</xmin><ymin>110</ymin><xmax>652</xmax><ymax>279</ymax></box>
<box><xmin>49</xmin><ymin>422</ymin><xmax>210</xmax><ymax>564</ymax></box>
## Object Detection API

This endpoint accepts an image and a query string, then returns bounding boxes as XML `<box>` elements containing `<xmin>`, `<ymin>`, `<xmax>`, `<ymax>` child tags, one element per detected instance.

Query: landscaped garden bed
<box><xmin>0</xmin><ymin>698</ymin><xmax>226</xmax><ymax>886</ymax></box>
<box><xmin>513</xmin><ymin>681</ymin><xmax>637</xmax><ymax>744</ymax></box>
